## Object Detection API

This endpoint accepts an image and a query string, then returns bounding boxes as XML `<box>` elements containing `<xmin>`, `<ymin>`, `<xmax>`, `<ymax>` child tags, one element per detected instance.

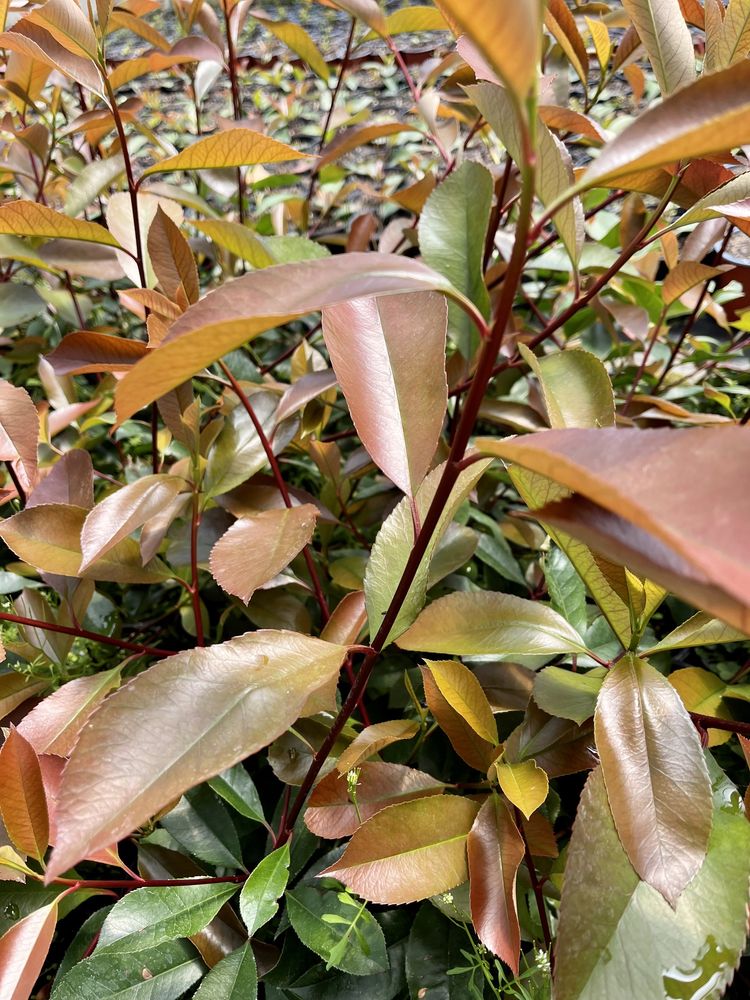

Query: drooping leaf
<box><xmin>397</xmin><ymin>591</ymin><xmax>586</xmax><ymax>657</ymax></box>
<box><xmin>620</xmin><ymin>0</ymin><xmax>695</xmax><ymax>95</ymax></box>
<box><xmin>114</xmin><ymin>254</ymin><xmax>466</xmax><ymax>424</ymax></box>
<box><xmin>142</xmin><ymin>129</ymin><xmax>312</xmax><ymax>177</ymax></box>
<box><xmin>365</xmin><ymin>457</ymin><xmax>492</xmax><ymax>645</ymax></box>
<box><xmin>644</xmin><ymin>611</ymin><xmax>748</xmax><ymax>653</ymax></box>
<box><xmin>17</xmin><ymin>667</ymin><xmax>122</xmax><ymax>757</ymax></box>
<box><xmin>305</xmin><ymin>762</ymin><xmax>445</xmax><ymax>839</ymax></box>
<box><xmin>0</xmin><ymin>503</ymin><xmax>169</xmax><ymax>584</ymax></box>
<box><xmin>0</xmin><ymin>728</ymin><xmax>49</xmax><ymax>862</ymax></box>
<box><xmin>46</xmin><ymin>631</ymin><xmax>347</xmax><ymax>878</ymax></box>
<box><xmin>594</xmin><ymin>655</ymin><xmax>712</xmax><ymax>904</ymax></box>
<box><xmin>493</xmin><ymin>758</ymin><xmax>549</xmax><ymax>820</ymax></box>
<box><xmin>321</xmin><ymin>796</ymin><xmax>480</xmax><ymax>904</ymax></box>
<box><xmin>467</xmin><ymin>796</ymin><xmax>525</xmax><ymax>974</ymax></box>
<box><xmin>209</xmin><ymin>506</ymin><xmax>317</xmax><ymax>604</ymax></box>
<box><xmin>0</xmin><ymin>200</ymin><xmax>119</xmax><ymax>247</ymax></box>
<box><xmin>239</xmin><ymin>844</ymin><xmax>290</xmax><ymax>937</ymax></box>
<box><xmin>533</xmin><ymin>666</ymin><xmax>604</xmax><ymax>726</ymax></box>
<box><xmin>437</xmin><ymin>0</ymin><xmax>540</xmax><ymax>102</ymax></box>
<box><xmin>80</xmin><ymin>475</ymin><xmax>186</xmax><ymax>571</ymax></box>
<box><xmin>335</xmin><ymin>720</ymin><xmax>420</xmax><ymax>774</ymax></box>
<box><xmin>95</xmin><ymin>883</ymin><xmax>239</xmax><ymax>955</ymax></box>
<box><xmin>661</xmin><ymin>260</ymin><xmax>724</xmax><ymax>305</ymax></box>
<box><xmin>286</xmin><ymin>884</ymin><xmax>389</xmax><ymax>976</ymax></box>
<box><xmin>193</xmin><ymin>942</ymin><xmax>257</xmax><ymax>999</ymax></box>
<box><xmin>554</xmin><ymin>767</ymin><xmax>750</xmax><ymax>1000</ymax></box>
<box><xmin>0</xmin><ymin>899</ymin><xmax>58</xmax><ymax>1000</ymax></box>
<box><xmin>46</xmin><ymin>332</ymin><xmax>148</xmax><ymax>376</ymax></box>
<box><xmin>418</xmin><ymin>160</ymin><xmax>492</xmax><ymax>359</ymax></box>
<box><xmin>479</xmin><ymin>427</ymin><xmax>750</xmax><ymax>632</ymax></box>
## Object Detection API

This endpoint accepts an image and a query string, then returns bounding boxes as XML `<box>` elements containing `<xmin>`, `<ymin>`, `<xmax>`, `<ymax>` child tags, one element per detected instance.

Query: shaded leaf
<box><xmin>194</xmin><ymin>942</ymin><xmax>257</xmax><ymax>999</ymax></box>
<box><xmin>533</xmin><ymin>666</ymin><xmax>604</xmax><ymax>726</ymax></box>
<box><xmin>252</xmin><ymin>12</ymin><xmax>329</xmax><ymax>79</ymax></box>
<box><xmin>46</xmin><ymin>631</ymin><xmax>346</xmax><ymax>877</ymax></box>
<box><xmin>239</xmin><ymin>844</ymin><xmax>290</xmax><ymax>936</ymax></box>
<box><xmin>147</xmin><ymin>207</ymin><xmax>199</xmax><ymax>307</ymax></box>
<box><xmin>335</xmin><ymin>720</ymin><xmax>420</xmax><ymax>774</ymax></box>
<box><xmin>46</xmin><ymin>332</ymin><xmax>148</xmax><ymax>376</ymax></box>
<box><xmin>0</xmin><ymin>379</ymin><xmax>39</xmax><ymax>494</ymax></box>
<box><xmin>594</xmin><ymin>655</ymin><xmax>712</xmax><ymax>904</ymax></box>
<box><xmin>0</xmin><ymin>729</ymin><xmax>48</xmax><ymax>862</ymax></box>
<box><xmin>208</xmin><ymin>765</ymin><xmax>266</xmax><ymax>827</ymax></box>
<box><xmin>505</xmin><ymin>703</ymin><xmax>597</xmax><ymax>778</ymax></box>
<box><xmin>421</xmin><ymin>664</ymin><xmax>497</xmax><ymax>772</ymax></box>
<box><xmin>545</xmin><ymin>0</ymin><xmax>589</xmax><ymax>86</ymax></box>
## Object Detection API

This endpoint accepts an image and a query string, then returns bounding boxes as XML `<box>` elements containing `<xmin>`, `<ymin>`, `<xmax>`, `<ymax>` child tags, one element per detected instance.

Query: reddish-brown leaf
<box><xmin>27</xmin><ymin>450</ymin><xmax>93</xmax><ymax>509</ymax></box>
<box><xmin>335</xmin><ymin>720</ymin><xmax>420</xmax><ymax>774</ymax></box>
<box><xmin>321</xmin><ymin>795</ymin><xmax>480</xmax><ymax>904</ymax></box>
<box><xmin>0</xmin><ymin>729</ymin><xmax>49</xmax><ymax>862</ymax></box>
<box><xmin>0</xmin><ymin>900</ymin><xmax>58</xmax><ymax>1000</ymax></box>
<box><xmin>0</xmin><ymin>380</ymin><xmax>38</xmax><ymax>494</ymax></box>
<box><xmin>305</xmin><ymin>761</ymin><xmax>444</xmax><ymax>838</ymax></box>
<box><xmin>467</xmin><ymin>796</ymin><xmax>525</xmax><ymax>973</ymax></box>
<box><xmin>320</xmin><ymin>591</ymin><xmax>367</xmax><ymax>646</ymax></box>
<box><xmin>147</xmin><ymin>206</ymin><xmax>200</xmax><ymax>307</ymax></box>
<box><xmin>46</xmin><ymin>331</ymin><xmax>148</xmax><ymax>376</ymax></box>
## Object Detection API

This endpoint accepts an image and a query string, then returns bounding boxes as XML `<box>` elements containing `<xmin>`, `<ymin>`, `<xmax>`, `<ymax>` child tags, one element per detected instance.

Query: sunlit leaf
<box><xmin>0</xmin><ymin>729</ymin><xmax>48</xmax><ymax>862</ymax></box>
<box><xmin>519</xmin><ymin>346</ymin><xmax>615</xmax><ymax>429</ymax></box>
<box><xmin>620</xmin><ymin>0</ymin><xmax>695</xmax><ymax>95</ymax></box>
<box><xmin>142</xmin><ymin>129</ymin><xmax>312</xmax><ymax>177</ymax></box>
<box><xmin>493</xmin><ymin>758</ymin><xmax>549</xmax><ymax>820</ymax></box>
<box><xmin>335</xmin><ymin>720</ymin><xmax>420</xmax><ymax>774</ymax></box>
<box><xmin>644</xmin><ymin>611</ymin><xmax>748</xmax><ymax>653</ymax></box>
<box><xmin>0</xmin><ymin>200</ymin><xmax>119</xmax><ymax>248</ymax></box>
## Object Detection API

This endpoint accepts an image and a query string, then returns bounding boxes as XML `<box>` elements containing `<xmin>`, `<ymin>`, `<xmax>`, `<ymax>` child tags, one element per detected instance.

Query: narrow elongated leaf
<box><xmin>594</xmin><ymin>655</ymin><xmax>712</xmax><ymax>904</ymax></box>
<box><xmin>645</xmin><ymin>611</ymin><xmax>748</xmax><ymax>653</ymax></box>
<box><xmin>252</xmin><ymin>12</ymin><xmax>329</xmax><ymax>79</ymax></box>
<box><xmin>519</xmin><ymin>346</ymin><xmax>615</xmax><ymax>429</ymax></box>
<box><xmin>714</xmin><ymin>0</ymin><xmax>750</xmax><ymax>68</ymax></box>
<box><xmin>194</xmin><ymin>943</ymin><xmax>257</xmax><ymax>999</ymax></box>
<box><xmin>46</xmin><ymin>631</ymin><xmax>346</xmax><ymax>878</ymax></box>
<box><xmin>317</xmin><ymin>122</ymin><xmax>418</xmax><ymax>170</ymax></box>
<box><xmin>148</xmin><ymin>207</ymin><xmax>199</xmax><ymax>306</ymax></box>
<box><xmin>0</xmin><ymin>200</ymin><xmax>119</xmax><ymax>247</ymax></box>
<box><xmin>321</xmin><ymin>796</ymin><xmax>480</xmax><ymax>904</ymax></box>
<box><xmin>321</xmin><ymin>291</ymin><xmax>447</xmax><ymax>496</ymax></box>
<box><xmin>365</xmin><ymin>458</ymin><xmax>492</xmax><ymax>644</ymax></box>
<box><xmin>580</xmin><ymin>61</ymin><xmax>750</xmax><ymax>189</ymax></box>
<box><xmin>421</xmin><ymin>664</ymin><xmax>497</xmax><ymax>771</ymax></box>
<box><xmin>0</xmin><ymin>20</ymin><xmax>104</xmax><ymax>94</ymax></box>
<box><xmin>418</xmin><ymin>160</ymin><xmax>492</xmax><ymax>359</ymax></box>
<box><xmin>620</xmin><ymin>0</ymin><xmax>695</xmax><ymax>95</ymax></box>
<box><xmin>305</xmin><ymin>762</ymin><xmax>445</xmax><ymax>839</ymax></box>
<box><xmin>0</xmin><ymin>503</ymin><xmax>168</xmax><ymax>584</ymax></box>
<box><xmin>493</xmin><ymin>758</ymin><xmax>548</xmax><ymax>820</ymax></box>
<box><xmin>209</xmin><ymin>506</ymin><xmax>317</xmax><ymax>603</ymax></box>
<box><xmin>51</xmin><ymin>939</ymin><xmax>205</xmax><ymax>1000</ymax></box>
<box><xmin>142</xmin><ymin>129</ymin><xmax>311</xmax><ymax>177</ymax></box>
<box><xmin>545</xmin><ymin>0</ymin><xmax>589</xmax><ymax>86</ymax></box>
<box><xmin>397</xmin><ymin>591</ymin><xmax>586</xmax><ymax>656</ymax></box>
<box><xmin>479</xmin><ymin>427</ymin><xmax>750</xmax><ymax>632</ymax></box>
<box><xmin>96</xmin><ymin>883</ymin><xmax>239</xmax><ymax>954</ymax></box>
<box><xmin>554</xmin><ymin>767</ymin><xmax>750</xmax><ymax>1000</ymax></box>
<box><xmin>239</xmin><ymin>844</ymin><xmax>290</xmax><ymax>936</ymax></box>
<box><xmin>208</xmin><ymin>765</ymin><xmax>266</xmax><ymax>826</ymax></box>
<box><xmin>467</xmin><ymin>797</ymin><xmax>524</xmax><ymax>974</ymax></box>
<box><xmin>115</xmin><ymin>254</ymin><xmax>464</xmax><ymax>424</ymax></box>
<box><xmin>0</xmin><ymin>729</ymin><xmax>48</xmax><ymax>862</ymax></box>
<box><xmin>0</xmin><ymin>379</ymin><xmax>38</xmax><ymax>493</ymax></box>
<box><xmin>80</xmin><ymin>475</ymin><xmax>186</xmax><ymax>571</ymax></box>
<box><xmin>437</xmin><ymin>0</ymin><xmax>540</xmax><ymax>101</ymax></box>
<box><xmin>17</xmin><ymin>667</ymin><xmax>121</xmax><ymax>756</ymax></box>
<box><xmin>46</xmin><ymin>332</ymin><xmax>148</xmax><ymax>376</ymax></box>
<box><xmin>0</xmin><ymin>900</ymin><xmax>57</xmax><ymax>1000</ymax></box>
<box><xmin>335</xmin><ymin>720</ymin><xmax>419</xmax><ymax>774</ymax></box>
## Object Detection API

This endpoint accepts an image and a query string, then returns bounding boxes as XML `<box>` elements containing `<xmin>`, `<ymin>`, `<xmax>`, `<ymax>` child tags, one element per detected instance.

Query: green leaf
<box><xmin>644</xmin><ymin>611</ymin><xmax>748</xmax><ymax>653</ymax></box>
<box><xmin>95</xmin><ymin>883</ymin><xmax>239</xmax><ymax>955</ymax></box>
<box><xmin>208</xmin><ymin>765</ymin><xmax>266</xmax><ymax>827</ymax></box>
<box><xmin>160</xmin><ymin>787</ymin><xmax>245</xmax><ymax>870</ymax></box>
<box><xmin>554</xmin><ymin>768</ymin><xmax>750</xmax><ymax>1000</ymax></box>
<box><xmin>364</xmin><ymin>458</ymin><xmax>492</xmax><ymax>645</ymax></box>
<box><xmin>594</xmin><ymin>655</ymin><xmax>712</xmax><ymax>904</ymax></box>
<box><xmin>419</xmin><ymin>161</ymin><xmax>492</xmax><ymax>358</ymax></box>
<box><xmin>0</xmin><ymin>283</ymin><xmax>46</xmax><ymax>329</ymax></box>
<box><xmin>518</xmin><ymin>346</ymin><xmax>615</xmax><ymax>430</ymax></box>
<box><xmin>204</xmin><ymin>393</ymin><xmax>278</xmax><ymax>498</ymax></box>
<box><xmin>51</xmin><ymin>939</ymin><xmax>205</xmax><ymax>1000</ymax></box>
<box><xmin>396</xmin><ymin>591</ymin><xmax>586</xmax><ymax>657</ymax></box>
<box><xmin>46</xmin><ymin>631</ymin><xmax>346</xmax><ymax>878</ymax></box>
<box><xmin>194</xmin><ymin>942</ymin><xmax>257</xmax><ymax>999</ymax></box>
<box><xmin>405</xmin><ymin>904</ymin><xmax>474</xmax><ymax>999</ymax></box>
<box><xmin>544</xmin><ymin>546</ymin><xmax>588</xmax><ymax>636</ymax></box>
<box><xmin>239</xmin><ymin>844</ymin><xmax>291</xmax><ymax>937</ymax></box>
<box><xmin>286</xmin><ymin>885</ymin><xmax>389</xmax><ymax>976</ymax></box>
<box><xmin>533</xmin><ymin>666</ymin><xmax>605</xmax><ymax>725</ymax></box>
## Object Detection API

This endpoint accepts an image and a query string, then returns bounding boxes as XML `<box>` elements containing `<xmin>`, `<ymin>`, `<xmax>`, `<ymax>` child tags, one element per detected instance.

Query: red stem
<box><xmin>0</xmin><ymin>610</ymin><xmax>172</xmax><ymax>659</ymax></box>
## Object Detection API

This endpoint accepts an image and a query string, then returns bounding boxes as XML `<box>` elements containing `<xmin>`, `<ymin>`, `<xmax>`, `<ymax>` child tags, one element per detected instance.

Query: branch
<box><xmin>0</xmin><ymin>610</ymin><xmax>172</xmax><ymax>659</ymax></box>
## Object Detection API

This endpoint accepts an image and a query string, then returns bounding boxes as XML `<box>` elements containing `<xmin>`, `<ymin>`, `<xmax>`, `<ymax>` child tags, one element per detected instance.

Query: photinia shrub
<box><xmin>0</xmin><ymin>0</ymin><xmax>749</xmax><ymax>997</ymax></box>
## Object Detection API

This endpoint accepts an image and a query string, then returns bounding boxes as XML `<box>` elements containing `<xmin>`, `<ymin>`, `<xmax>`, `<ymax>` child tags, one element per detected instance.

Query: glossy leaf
<box><xmin>208</xmin><ymin>765</ymin><xmax>266</xmax><ymax>827</ymax></box>
<box><xmin>397</xmin><ymin>591</ymin><xmax>586</xmax><ymax>657</ymax></box>
<box><xmin>194</xmin><ymin>942</ymin><xmax>257</xmax><ymax>999</ymax></box>
<box><xmin>533</xmin><ymin>666</ymin><xmax>604</xmax><ymax>726</ymax></box>
<box><xmin>421</xmin><ymin>664</ymin><xmax>497</xmax><ymax>772</ymax></box>
<box><xmin>493</xmin><ymin>758</ymin><xmax>549</xmax><ymax>820</ymax></box>
<box><xmin>143</xmin><ymin>128</ymin><xmax>311</xmax><ymax>177</ymax></box>
<box><xmin>239</xmin><ymin>843</ymin><xmax>290</xmax><ymax>936</ymax></box>
<box><xmin>114</xmin><ymin>254</ymin><xmax>464</xmax><ymax>424</ymax></box>
<box><xmin>620</xmin><ymin>0</ymin><xmax>695</xmax><ymax>95</ymax></box>
<box><xmin>46</xmin><ymin>631</ymin><xmax>346</xmax><ymax>877</ymax></box>
<box><xmin>668</xmin><ymin>667</ymin><xmax>733</xmax><ymax>747</ymax></box>
<box><xmin>46</xmin><ymin>332</ymin><xmax>148</xmax><ymax>376</ymax></box>
<box><xmin>0</xmin><ymin>200</ymin><xmax>119</xmax><ymax>247</ymax></box>
<box><xmin>424</xmin><ymin>659</ymin><xmax>498</xmax><ymax>745</ymax></box>
<box><xmin>505</xmin><ymin>703</ymin><xmax>597</xmax><ymax>778</ymax></box>
<box><xmin>644</xmin><ymin>611</ymin><xmax>748</xmax><ymax>653</ymax></box>
<box><xmin>147</xmin><ymin>207</ymin><xmax>200</xmax><ymax>306</ymax></box>
<box><xmin>0</xmin><ymin>899</ymin><xmax>57</xmax><ymax>1000</ymax></box>
<box><xmin>321</xmin><ymin>796</ymin><xmax>480</xmax><ymax>904</ymax></box>
<box><xmin>0</xmin><ymin>729</ymin><xmax>49</xmax><ymax>862</ymax></box>
<box><xmin>0</xmin><ymin>379</ymin><xmax>39</xmax><ymax>494</ymax></box>
<box><xmin>335</xmin><ymin>720</ymin><xmax>420</xmax><ymax>774</ymax></box>
<box><xmin>322</xmin><ymin>291</ymin><xmax>447</xmax><ymax>496</ymax></box>
<box><xmin>518</xmin><ymin>346</ymin><xmax>615</xmax><ymax>429</ymax></box>
<box><xmin>545</xmin><ymin>0</ymin><xmax>589</xmax><ymax>85</ymax></box>
<box><xmin>467</xmin><ymin>796</ymin><xmax>524</xmax><ymax>974</ymax></box>
<box><xmin>96</xmin><ymin>883</ymin><xmax>239</xmax><ymax>954</ymax></box>
<box><xmin>594</xmin><ymin>655</ymin><xmax>712</xmax><ymax>904</ymax></box>
<box><xmin>554</xmin><ymin>767</ymin><xmax>750</xmax><ymax>1000</ymax></box>
<box><xmin>209</xmin><ymin>506</ymin><xmax>317</xmax><ymax>603</ymax></box>
<box><xmin>305</xmin><ymin>762</ymin><xmax>445</xmax><ymax>839</ymax></box>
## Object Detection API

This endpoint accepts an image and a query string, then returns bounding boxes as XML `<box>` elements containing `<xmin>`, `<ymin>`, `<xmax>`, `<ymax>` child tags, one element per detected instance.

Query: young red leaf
<box><xmin>322</xmin><ymin>291</ymin><xmax>447</xmax><ymax>496</ymax></box>
<box><xmin>0</xmin><ymin>900</ymin><xmax>58</xmax><ymax>1000</ymax></box>
<box><xmin>46</xmin><ymin>331</ymin><xmax>148</xmax><ymax>376</ymax></box>
<box><xmin>0</xmin><ymin>728</ymin><xmax>49</xmax><ymax>862</ymax></box>
<box><xmin>0</xmin><ymin>379</ymin><xmax>38</xmax><ymax>495</ymax></box>
<box><xmin>209</xmin><ymin>505</ymin><xmax>318</xmax><ymax>604</ymax></box>
<box><xmin>46</xmin><ymin>631</ymin><xmax>347</xmax><ymax>878</ymax></box>
<box><xmin>594</xmin><ymin>655</ymin><xmax>712</xmax><ymax>904</ymax></box>
<box><xmin>27</xmin><ymin>450</ymin><xmax>94</xmax><ymax>509</ymax></box>
<box><xmin>335</xmin><ymin>720</ymin><xmax>420</xmax><ymax>774</ymax></box>
<box><xmin>321</xmin><ymin>795</ymin><xmax>479</xmax><ymax>904</ymax></box>
<box><xmin>467</xmin><ymin>796</ymin><xmax>525</xmax><ymax>974</ymax></box>
<box><xmin>147</xmin><ymin>207</ymin><xmax>200</xmax><ymax>307</ymax></box>
<box><xmin>305</xmin><ymin>761</ymin><xmax>444</xmax><ymax>838</ymax></box>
